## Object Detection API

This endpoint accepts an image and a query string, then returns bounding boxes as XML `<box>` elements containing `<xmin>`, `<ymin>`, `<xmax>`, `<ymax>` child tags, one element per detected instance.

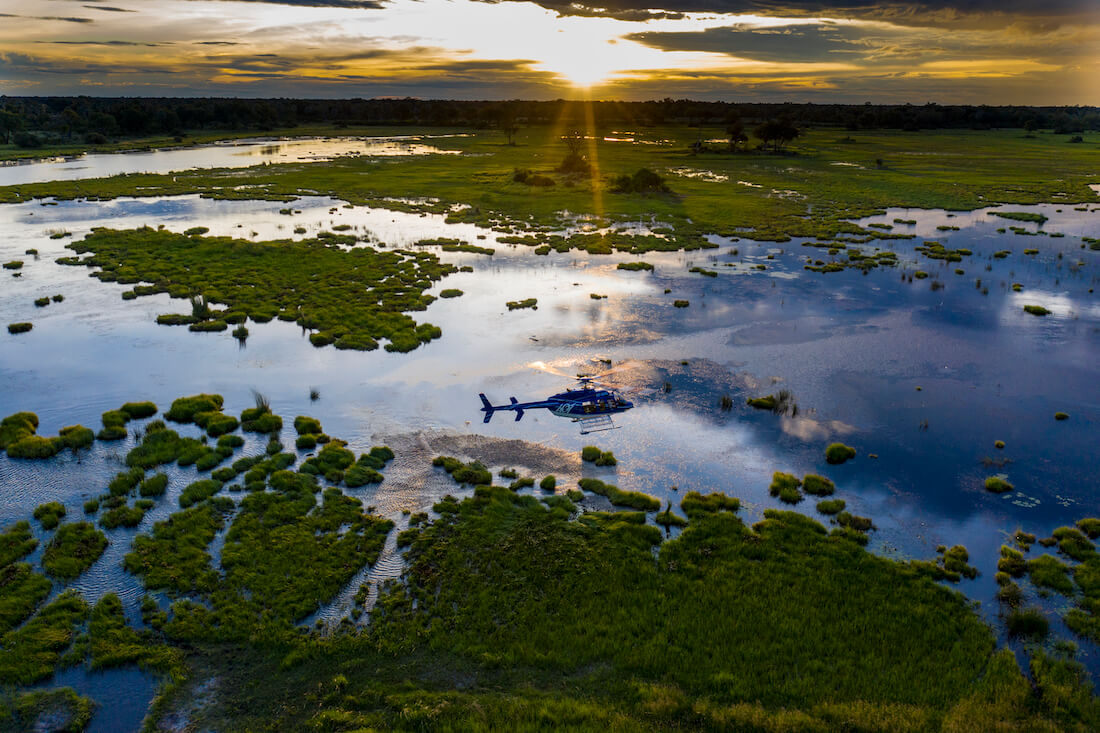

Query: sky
<box><xmin>0</xmin><ymin>0</ymin><xmax>1097</xmax><ymax>103</ymax></box>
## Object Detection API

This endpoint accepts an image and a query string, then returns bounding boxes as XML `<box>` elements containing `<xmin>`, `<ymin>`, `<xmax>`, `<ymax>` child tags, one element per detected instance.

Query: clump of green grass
<box><xmin>673</xmin><ymin>300</ymin><xmax>690</xmax><ymax>307</ymax></box>
<box><xmin>769</xmin><ymin>472</ymin><xmax>802</xmax><ymax>504</ymax></box>
<box><xmin>34</xmin><ymin>297</ymin><xmax>50</xmax><ymax>307</ymax></box>
<box><xmin>2</xmin><ymin>261</ymin><xmax>23</xmax><ymax>270</ymax></box>
<box><xmin>0</xmin><ymin>521</ymin><xmax>38</xmax><ymax>567</ymax></box>
<box><xmin>816</xmin><ymin>498</ymin><xmax>846</xmax><ymax>515</ymax></box>
<box><xmin>994</xmin><ymin>440</ymin><xmax>1005</xmax><ymax>450</ymax></box>
<box><xmin>656</xmin><ymin>502</ymin><xmax>688</xmax><ymax>528</ymax></box>
<box><xmin>42</xmin><ymin>521</ymin><xmax>108</xmax><ymax>579</ymax></box>
<box><xmin>33</xmin><ymin>502</ymin><xmax>66</xmax><ymax>530</ymax></box>
<box><xmin>617</xmin><ymin>261</ymin><xmax>653</xmax><ymax>271</ymax></box>
<box><xmin>1014</xmin><ymin>530</ymin><xmax>1036</xmax><ymax>549</ymax></box>
<box><xmin>1051</xmin><ymin>527</ymin><xmax>1095</xmax><ymax>562</ymax></box>
<box><xmin>984</xmin><ymin>476</ymin><xmax>1014</xmax><ymax>493</ymax></box>
<box><xmin>0</xmin><ymin>563</ymin><xmax>50</xmax><ymax>635</ymax></box>
<box><xmin>440</xmin><ymin>289</ymin><xmax>464</xmax><ymax>298</ymax></box>
<box><xmin>1006</xmin><ymin>608</ymin><xmax>1049</xmax><ymax>639</ymax></box>
<box><xmin>825</xmin><ymin>442</ymin><xmax>856</xmax><ymax>465</ymax></box>
<box><xmin>499</xmin><ymin>468</ymin><xmax>518</xmax><ymax>479</ymax></box>
<box><xmin>83</xmin><ymin>498</ymin><xmax>99</xmax><ymax>514</ymax></box>
<box><xmin>7</xmin><ymin>322</ymin><xmax>32</xmax><ymax>334</ymax></box>
<box><xmin>802</xmin><ymin>474</ymin><xmax>835</xmax><ymax>496</ymax></box>
<box><xmin>578</xmin><ymin>478</ymin><xmax>660</xmax><ymax>511</ymax></box>
<box><xmin>432</xmin><ymin>456</ymin><xmax>492</xmax><ymax>486</ymax></box>
<box><xmin>506</xmin><ymin>298</ymin><xmax>537</xmax><ymax>310</ymax></box>
<box><xmin>99</xmin><ymin>501</ymin><xmax>151</xmax><ymax>530</ymax></box>
<box><xmin>125</xmin><ymin>503</ymin><xmax>230</xmax><ymax>593</ymax></box>
<box><xmin>3</xmin><ymin>686</ymin><xmax>93</xmax><ymax>732</ymax></box>
<box><xmin>294</xmin><ymin>416</ymin><xmax>323</xmax><ymax>436</ymax></box>
<box><xmin>66</xmin><ymin>227</ymin><xmax>453</xmax><ymax>353</ymax></box>
<box><xmin>139</xmin><ymin>473</ymin><xmax>169</xmax><ymax>498</ymax></box>
<box><xmin>580</xmin><ymin>446</ymin><xmax>602</xmax><ymax>462</ymax></box>
<box><xmin>89</xmin><ymin>592</ymin><xmax>182</xmax><ymax>673</ymax></box>
<box><xmin>509</xmin><ymin>477</ymin><xmax>535</xmax><ymax>491</ymax></box>
<box><xmin>1023</xmin><ymin>305</ymin><xmax>1051</xmax><ymax>316</ymax></box>
<box><xmin>991</xmin><ymin>211</ymin><xmax>1048</xmax><ymax>224</ymax></box>
<box><xmin>180</xmin><ymin>479</ymin><xmax>224</xmax><ymax>509</ymax></box>
<box><xmin>540</xmin><ymin>475</ymin><xmax>556</xmax><ymax>491</ymax></box>
<box><xmin>836</xmin><ymin>511</ymin><xmax>874</xmax><ymax>532</ymax></box>
<box><xmin>1077</xmin><ymin>518</ymin><xmax>1100</xmax><ymax>539</ymax></box>
<box><xmin>1054</xmin><ymin>412</ymin><xmax>1069</xmax><ymax>421</ymax></box>
<box><xmin>998</xmin><ymin>545</ymin><xmax>1027</xmax><ymax>577</ymax></box>
<box><xmin>166</xmin><ymin>393</ymin><xmax>224</xmax><ymax>423</ymax></box>
<box><xmin>680</xmin><ymin>491</ymin><xmax>739</xmax><ymax>516</ymax></box>
<box><xmin>0</xmin><ymin>590</ymin><xmax>87</xmax><ymax>684</ymax></box>
<box><xmin>747</xmin><ymin>395</ymin><xmax>778</xmax><ymax>410</ymax></box>
<box><xmin>1027</xmin><ymin>555</ymin><xmax>1074</xmax><ymax>595</ymax></box>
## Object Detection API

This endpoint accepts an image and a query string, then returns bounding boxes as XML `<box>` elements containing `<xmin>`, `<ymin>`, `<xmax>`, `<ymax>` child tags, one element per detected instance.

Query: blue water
<box><xmin>1</xmin><ymin>172</ymin><xmax>1099</xmax><ymax>727</ymax></box>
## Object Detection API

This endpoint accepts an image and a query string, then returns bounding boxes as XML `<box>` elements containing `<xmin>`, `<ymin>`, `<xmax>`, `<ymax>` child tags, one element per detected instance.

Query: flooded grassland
<box><xmin>1</xmin><ymin>126</ymin><xmax>1099</xmax><ymax>730</ymax></box>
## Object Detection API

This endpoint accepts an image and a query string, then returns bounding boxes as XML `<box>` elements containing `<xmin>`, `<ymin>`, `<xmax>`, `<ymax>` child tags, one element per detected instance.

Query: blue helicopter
<box><xmin>479</xmin><ymin>365</ymin><xmax>636</xmax><ymax>434</ymax></box>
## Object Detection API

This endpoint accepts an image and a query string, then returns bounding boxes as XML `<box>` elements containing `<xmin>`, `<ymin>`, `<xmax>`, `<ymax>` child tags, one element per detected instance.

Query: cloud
<box><xmin>194</xmin><ymin>0</ymin><xmax>387</xmax><ymax>7</ymax></box>
<box><xmin>628</xmin><ymin>23</ymin><xmax>872</xmax><ymax>63</ymax></box>
<box><xmin>0</xmin><ymin>13</ymin><xmax>94</xmax><ymax>23</ymax></box>
<box><xmin>83</xmin><ymin>5</ymin><xmax>138</xmax><ymax>11</ymax></box>
<box><xmin>491</xmin><ymin>1</ymin><xmax>1098</xmax><ymax>29</ymax></box>
<box><xmin>36</xmin><ymin>40</ymin><xmax>166</xmax><ymax>46</ymax></box>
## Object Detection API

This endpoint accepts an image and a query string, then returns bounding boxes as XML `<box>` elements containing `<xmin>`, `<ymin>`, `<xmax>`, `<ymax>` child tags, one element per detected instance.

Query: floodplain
<box><xmin>1</xmin><ymin>124</ymin><xmax>1099</xmax><ymax>730</ymax></box>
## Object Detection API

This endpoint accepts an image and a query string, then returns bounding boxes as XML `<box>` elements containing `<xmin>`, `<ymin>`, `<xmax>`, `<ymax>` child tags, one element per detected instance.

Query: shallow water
<box><xmin>1</xmin><ymin>176</ymin><xmax>1099</xmax><ymax>726</ymax></box>
<box><xmin>0</xmin><ymin>135</ymin><xmax>463</xmax><ymax>187</ymax></box>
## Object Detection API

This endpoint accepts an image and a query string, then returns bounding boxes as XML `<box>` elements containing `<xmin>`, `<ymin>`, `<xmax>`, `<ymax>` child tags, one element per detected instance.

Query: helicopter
<box><xmin>478</xmin><ymin>363</ymin><xmax>639</xmax><ymax>434</ymax></box>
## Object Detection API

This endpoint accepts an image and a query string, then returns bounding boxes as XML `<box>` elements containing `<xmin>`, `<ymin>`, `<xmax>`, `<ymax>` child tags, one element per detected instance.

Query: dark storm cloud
<box><xmin>483</xmin><ymin>1</ymin><xmax>1097</xmax><ymax>29</ymax></box>
<box><xmin>83</xmin><ymin>5</ymin><xmax>138</xmax><ymax>11</ymax></box>
<box><xmin>0</xmin><ymin>13</ymin><xmax>94</xmax><ymax>23</ymax></box>
<box><xmin>628</xmin><ymin>23</ymin><xmax>871</xmax><ymax>62</ymax></box>
<box><xmin>197</xmin><ymin>0</ymin><xmax>387</xmax><ymax>8</ymax></box>
<box><xmin>37</xmin><ymin>39</ymin><xmax>166</xmax><ymax>46</ymax></box>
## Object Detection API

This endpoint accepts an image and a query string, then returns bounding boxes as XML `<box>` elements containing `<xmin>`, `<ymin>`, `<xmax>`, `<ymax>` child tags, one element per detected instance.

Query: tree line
<box><xmin>1</xmin><ymin>96</ymin><xmax>1096</xmax><ymax>147</ymax></box>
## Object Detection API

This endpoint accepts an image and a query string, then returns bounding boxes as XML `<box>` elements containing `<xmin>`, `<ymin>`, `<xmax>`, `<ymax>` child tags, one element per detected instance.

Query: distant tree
<box><xmin>0</xmin><ymin>109</ymin><xmax>24</xmax><ymax>144</ymax></box>
<box><xmin>496</xmin><ymin>107</ymin><xmax>519</xmax><ymax>145</ymax></box>
<box><xmin>726</xmin><ymin>119</ymin><xmax>747</xmax><ymax>152</ymax></box>
<box><xmin>557</xmin><ymin>130</ymin><xmax>590</xmax><ymax>175</ymax></box>
<box><xmin>754</xmin><ymin>118</ymin><xmax>801</xmax><ymax>153</ymax></box>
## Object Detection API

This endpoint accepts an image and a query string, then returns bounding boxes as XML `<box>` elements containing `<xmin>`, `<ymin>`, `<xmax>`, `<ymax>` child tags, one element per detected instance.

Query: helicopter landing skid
<box><xmin>575</xmin><ymin>414</ymin><xmax>620</xmax><ymax>435</ymax></box>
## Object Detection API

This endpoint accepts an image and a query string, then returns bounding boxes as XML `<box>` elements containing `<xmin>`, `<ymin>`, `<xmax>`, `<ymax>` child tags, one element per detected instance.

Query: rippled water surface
<box><xmin>2</xmin><ymin>142</ymin><xmax>1099</xmax><ymax>728</ymax></box>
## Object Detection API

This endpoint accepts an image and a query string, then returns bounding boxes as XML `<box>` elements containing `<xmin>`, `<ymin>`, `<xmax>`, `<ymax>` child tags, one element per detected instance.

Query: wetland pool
<box><xmin>1</xmin><ymin>178</ymin><xmax>1099</xmax><ymax>724</ymax></box>
<box><xmin>0</xmin><ymin>134</ymin><xmax>464</xmax><ymax>188</ymax></box>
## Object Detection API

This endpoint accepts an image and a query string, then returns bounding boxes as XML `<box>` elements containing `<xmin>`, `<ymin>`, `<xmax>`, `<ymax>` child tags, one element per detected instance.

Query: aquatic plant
<box><xmin>82</xmin><ymin>498</ymin><xmax>99</xmax><ymax>514</ymax></box>
<box><xmin>440</xmin><ymin>288</ymin><xmax>463</xmax><ymax>298</ymax></box>
<box><xmin>540</xmin><ymin>475</ymin><xmax>556</xmax><ymax>491</ymax></box>
<box><xmin>1</xmin><ymin>520</ymin><xmax>39</xmax><ymax>568</ymax></box>
<box><xmin>294</xmin><ymin>416</ymin><xmax>323</xmax><ymax>435</ymax></box>
<box><xmin>344</xmin><ymin>464</ymin><xmax>384</xmax><ymax>488</ymax></box>
<box><xmin>985</xmin><ymin>476</ymin><xmax>1014</xmax><ymax>493</ymax></box>
<box><xmin>33</xmin><ymin>502</ymin><xmax>66</xmax><ymax>530</ymax></box>
<box><xmin>1077</xmin><ymin>518</ymin><xmax>1100</xmax><ymax>540</ymax></box>
<box><xmin>656</xmin><ymin>503</ymin><xmax>688</xmax><ymax>528</ymax></box>
<box><xmin>506</xmin><ymin>298</ymin><xmax>537</xmax><ymax>310</ymax></box>
<box><xmin>998</xmin><ymin>546</ymin><xmax>1027</xmax><ymax>577</ymax></box>
<box><xmin>595</xmin><ymin>451</ymin><xmax>617</xmax><ymax>467</ymax></box>
<box><xmin>617</xmin><ymin>262</ymin><xmax>653</xmax><ymax>271</ymax></box>
<box><xmin>139</xmin><ymin>473</ymin><xmax>169</xmax><ymax>498</ymax></box>
<box><xmin>825</xmin><ymin>442</ymin><xmax>857</xmax><ymax>465</ymax></box>
<box><xmin>673</xmin><ymin>300</ymin><xmax>690</xmax><ymax>307</ymax></box>
<box><xmin>509</xmin><ymin>477</ymin><xmax>535</xmax><ymax>491</ymax></box>
<box><xmin>89</xmin><ymin>592</ymin><xmax>182</xmax><ymax>674</ymax></box>
<box><xmin>2</xmin><ymin>261</ymin><xmax>23</xmax><ymax>270</ymax></box>
<box><xmin>1023</xmin><ymin>305</ymin><xmax>1051</xmax><ymax>316</ymax></box>
<box><xmin>33</xmin><ymin>297</ymin><xmax>50</xmax><ymax>307</ymax></box>
<box><xmin>769</xmin><ymin>471</ymin><xmax>801</xmax><ymax>499</ymax></box>
<box><xmin>991</xmin><ymin>211</ymin><xmax>1048</xmax><ymax>225</ymax></box>
<box><xmin>1054</xmin><ymin>412</ymin><xmax>1069</xmax><ymax>421</ymax></box>
<box><xmin>836</xmin><ymin>512</ymin><xmax>874</xmax><ymax>532</ymax></box>
<box><xmin>6</xmin><ymin>322</ymin><xmax>32</xmax><ymax>334</ymax></box>
<box><xmin>580</xmin><ymin>446</ymin><xmax>602</xmax><ymax>462</ymax></box>
<box><xmin>233</xmin><ymin>325</ymin><xmax>249</xmax><ymax>341</ymax></box>
<box><xmin>42</xmin><ymin>521</ymin><xmax>108</xmax><ymax>579</ymax></box>
<box><xmin>994</xmin><ymin>440</ymin><xmax>1005</xmax><ymax>450</ymax></box>
<box><xmin>125</xmin><ymin>503</ymin><xmax>230</xmax><ymax>593</ymax></box>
